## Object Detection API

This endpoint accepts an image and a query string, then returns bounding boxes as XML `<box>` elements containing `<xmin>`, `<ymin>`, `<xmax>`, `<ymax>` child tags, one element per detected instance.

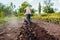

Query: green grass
<box><xmin>32</xmin><ymin>13</ymin><xmax>60</xmax><ymax>24</ymax></box>
<box><xmin>0</xmin><ymin>19</ymin><xmax>6</xmax><ymax>24</ymax></box>
<box><xmin>4</xmin><ymin>17</ymin><xmax>17</xmax><ymax>21</ymax></box>
<box><xmin>0</xmin><ymin>17</ymin><xmax>18</xmax><ymax>24</ymax></box>
<box><xmin>0</xmin><ymin>13</ymin><xmax>60</xmax><ymax>24</ymax></box>
<box><xmin>32</xmin><ymin>13</ymin><xmax>60</xmax><ymax>18</ymax></box>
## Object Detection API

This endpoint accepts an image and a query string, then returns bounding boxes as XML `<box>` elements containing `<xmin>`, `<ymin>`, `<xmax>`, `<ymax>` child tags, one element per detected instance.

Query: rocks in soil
<box><xmin>17</xmin><ymin>20</ymin><xmax>59</xmax><ymax>40</ymax></box>
<box><xmin>0</xmin><ymin>20</ymin><xmax>59</xmax><ymax>40</ymax></box>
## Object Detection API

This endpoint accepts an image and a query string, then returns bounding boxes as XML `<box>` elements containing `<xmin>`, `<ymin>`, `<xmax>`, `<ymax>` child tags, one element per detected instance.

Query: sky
<box><xmin>0</xmin><ymin>0</ymin><xmax>60</xmax><ymax>12</ymax></box>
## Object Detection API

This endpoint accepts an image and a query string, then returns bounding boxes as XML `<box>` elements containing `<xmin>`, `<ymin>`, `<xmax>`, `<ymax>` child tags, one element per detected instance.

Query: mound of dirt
<box><xmin>17</xmin><ymin>20</ymin><xmax>59</xmax><ymax>40</ymax></box>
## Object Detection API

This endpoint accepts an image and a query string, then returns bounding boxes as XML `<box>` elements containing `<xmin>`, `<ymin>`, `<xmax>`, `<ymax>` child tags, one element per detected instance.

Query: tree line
<box><xmin>0</xmin><ymin>0</ymin><xmax>57</xmax><ymax>18</ymax></box>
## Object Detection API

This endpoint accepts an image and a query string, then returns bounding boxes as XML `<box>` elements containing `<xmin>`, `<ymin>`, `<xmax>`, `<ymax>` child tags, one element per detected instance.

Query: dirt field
<box><xmin>0</xmin><ymin>19</ymin><xmax>60</xmax><ymax>40</ymax></box>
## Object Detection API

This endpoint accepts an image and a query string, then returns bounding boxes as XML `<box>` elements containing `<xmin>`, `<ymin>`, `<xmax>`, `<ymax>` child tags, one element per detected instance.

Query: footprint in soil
<box><xmin>17</xmin><ymin>20</ymin><xmax>59</xmax><ymax>40</ymax></box>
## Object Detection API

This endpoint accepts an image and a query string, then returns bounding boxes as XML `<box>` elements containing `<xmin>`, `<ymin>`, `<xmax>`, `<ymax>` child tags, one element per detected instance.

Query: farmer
<box><xmin>24</xmin><ymin>6</ymin><xmax>32</xmax><ymax>25</ymax></box>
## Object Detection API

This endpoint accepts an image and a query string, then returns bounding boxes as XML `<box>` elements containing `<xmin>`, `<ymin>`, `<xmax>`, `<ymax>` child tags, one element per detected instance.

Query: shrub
<box><xmin>41</xmin><ymin>13</ymin><xmax>48</xmax><ymax>16</ymax></box>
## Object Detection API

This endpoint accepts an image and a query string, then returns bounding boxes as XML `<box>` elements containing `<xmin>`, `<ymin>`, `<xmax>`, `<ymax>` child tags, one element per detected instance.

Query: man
<box><xmin>24</xmin><ymin>6</ymin><xmax>32</xmax><ymax>25</ymax></box>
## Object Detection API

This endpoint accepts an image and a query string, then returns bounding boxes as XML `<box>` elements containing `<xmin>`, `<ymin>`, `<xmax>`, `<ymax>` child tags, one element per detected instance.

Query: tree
<box><xmin>0</xmin><ymin>2</ymin><xmax>16</xmax><ymax>17</ymax></box>
<box><xmin>19</xmin><ymin>1</ymin><xmax>32</xmax><ymax>13</ymax></box>
<box><xmin>43</xmin><ymin>0</ymin><xmax>54</xmax><ymax>13</ymax></box>
<box><xmin>38</xmin><ymin>2</ymin><xmax>41</xmax><ymax>13</ymax></box>
<box><xmin>43</xmin><ymin>6</ymin><xmax>54</xmax><ymax>13</ymax></box>
<box><xmin>0</xmin><ymin>3</ymin><xmax>5</xmax><ymax>18</ymax></box>
<box><xmin>3</xmin><ymin>2</ymin><xmax>14</xmax><ymax>16</ymax></box>
<box><xmin>10</xmin><ymin>2</ymin><xmax>16</xmax><ymax>10</ymax></box>
<box><xmin>31</xmin><ymin>8</ymin><xmax>35</xmax><ymax>13</ymax></box>
<box><xmin>10</xmin><ymin>2</ymin><xmax>16</xmax><ymax>16</ymax></box>
<box><xmin>18</xmin><ymin>1</ymin><xmax>36</xmax><ymax>17</ymax></box>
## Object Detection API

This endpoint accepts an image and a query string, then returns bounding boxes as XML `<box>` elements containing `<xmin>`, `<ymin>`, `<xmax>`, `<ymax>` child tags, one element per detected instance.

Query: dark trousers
<box><xmin>26</xmin><ymin>14</ymin><xmax>31</xmax><ymax>24</ymax></box>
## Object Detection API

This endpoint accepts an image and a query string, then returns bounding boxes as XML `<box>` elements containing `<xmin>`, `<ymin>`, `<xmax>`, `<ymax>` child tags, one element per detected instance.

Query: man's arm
<box><xmin>24</xmin><ymin>8</ymin><xmax>26</xmax><ymax>13</ymax></box>
<box><xmin>24</xmin><ymin>8</ymin><xmax>26</xmax><ymax>15</ymax></box>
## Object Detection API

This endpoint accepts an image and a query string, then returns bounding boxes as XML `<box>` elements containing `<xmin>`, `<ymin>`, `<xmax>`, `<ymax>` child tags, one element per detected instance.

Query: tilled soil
<box><xmin>17</xmin><ymin>20</ymin><xmax>59</xmax><ymax>40</ymax></box>
<box><xmin>0</xmin><ymin>19</ymin><xmax>60</xmax><ymax>40</ymax></box>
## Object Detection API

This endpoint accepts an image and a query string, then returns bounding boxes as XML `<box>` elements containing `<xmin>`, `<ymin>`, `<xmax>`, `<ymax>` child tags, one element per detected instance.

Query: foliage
<box><xmin>43</xmin><ymin>0</ymin><xmax>55</xmax><ymax>13</ymax></box>
<box><xmin>41</xmin><ymin>13</ymin><xmax>48</xmax><ymax>16</ymax></box>
<box><xmin>32</xmin><ymin>13</ymin><xmax>60</xmax><ymax>24</ymax></box>
<box><xmin>18</xmin><ymin>1</ymin><xmax>35</xmax><ymax>17</ymax></box>
<box><xmin>19</xmin><ymin>1</ymin><xmax>32</xmax><ymax>13</ymax></box>
<box><xmin>38</xmin><ymin>2</ymin><xmax>41</xmax><ymax>13</ymax></box>
<box><xmin>0</xmin><ymin>12</ymin><xmax>5</xmax><ymax>18</ymax></box>
<box><xmin>17</xmin><ymin>12</ymin><xmax>23</xmax><ymax>17</ymax></box>
<box><xmin>43</xmin><ymin>7</ymin><xmax>54</xmax><ymax>13</ymax></box>
<box><xmin>0</xmin><ymin>3</ymin><xmax>5</xmax><ymax>17</ymax></box>
<box><xmin>31</xmin><ymin>9</ymin><xmax>36</xmax><ymax>13</ymax></box>
<box><xmin>0</xmin><ymin>2</ymin><xmax>16</xmax><ymax>17</ymax></box>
